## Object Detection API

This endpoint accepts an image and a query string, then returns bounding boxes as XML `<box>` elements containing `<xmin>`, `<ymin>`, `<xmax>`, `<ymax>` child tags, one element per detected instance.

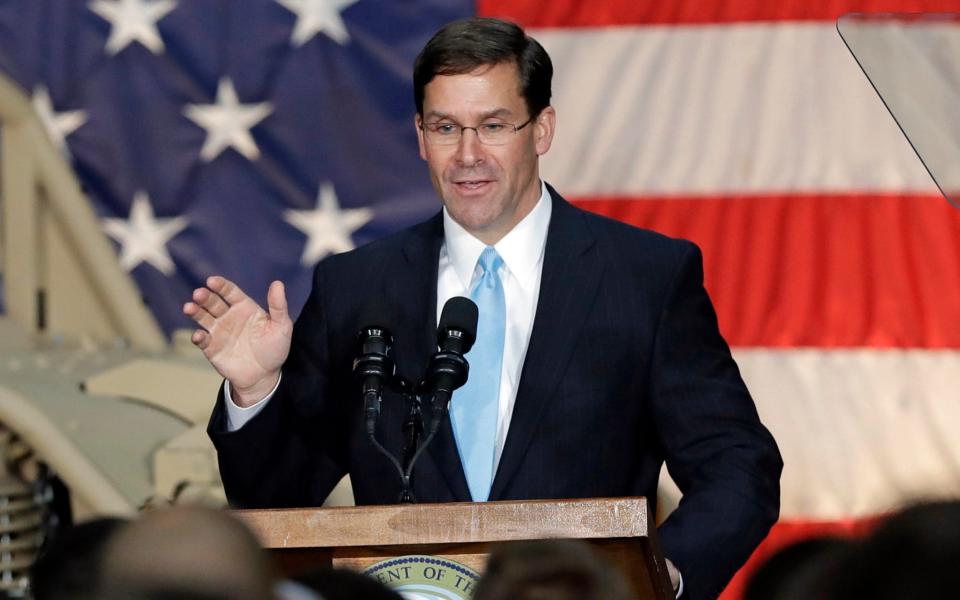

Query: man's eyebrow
<box><xmin>478</xmin><ymin>108</ymin><xmax>514</xmax><ymax>120</ymax></box>
<box><xmin>423</xmin><ymin>108</ymin><xmax>515</xmax><ymax>122</ymax></box>
<box><xmin>423</xmin><ymin>110</ymin><xmax>452</xmax><ymax>121</ymax></box>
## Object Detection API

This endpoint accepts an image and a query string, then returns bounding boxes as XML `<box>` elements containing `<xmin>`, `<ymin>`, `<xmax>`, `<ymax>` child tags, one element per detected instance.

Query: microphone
<box><xmin>397</xmin><ymin>297</ymin><xmax>478</xmax><ymax>502</ymax></box>
<box><xmin>424</xmin><ymin>296</ymin><xmax>478</xmax><ymax>430</ymax></box>
<box><xmin>353</xmin><ymin>297</ymin><xmax>418</xmax><ymax>503</ymax></box>
<box><xmin>353</xmin><ymin>297</ymin><xmax>394</xmax><ymax>434</ymax></box>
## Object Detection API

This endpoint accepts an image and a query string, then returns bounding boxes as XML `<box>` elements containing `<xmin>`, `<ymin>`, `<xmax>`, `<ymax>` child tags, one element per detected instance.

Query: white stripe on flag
<box><xmin>658</xmin><ymin>349</ymin><xmax>960</xmax><ymax>522</ymax></box>
<box><xmin>739</xmin><ymin>348</ymin><xmax>960</xmax><ymax>520</ymax></box>
<box><xmin>535</xmin><ymin>23</ymin><xmax>938</xmax><ymax>197</ymax></box>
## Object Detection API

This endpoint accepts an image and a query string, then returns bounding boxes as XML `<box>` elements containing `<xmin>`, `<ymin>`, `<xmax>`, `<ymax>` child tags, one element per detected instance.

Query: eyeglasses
<box><xmin>420</xmin><ymin>117</ymin><xmax>534</xmax><ymax>146</ymax></box>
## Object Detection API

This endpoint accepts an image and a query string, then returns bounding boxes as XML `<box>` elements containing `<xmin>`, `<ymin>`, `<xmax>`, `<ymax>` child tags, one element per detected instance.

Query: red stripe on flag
<box><xmin>478</xmin><ymin>0</ymin><xmax>960</xmax><ymax>27</ymax></box>
<box><xmin>572</xmin><ymin>193</ymin><xmax>960</xmax><ymax>348</ymax></box>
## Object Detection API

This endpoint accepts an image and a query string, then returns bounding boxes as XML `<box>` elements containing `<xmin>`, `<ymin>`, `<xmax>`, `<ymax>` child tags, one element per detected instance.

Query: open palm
<box><xmin>184</xmin><ymin>277</ymin><xmax>292</xmax><ymax>403</ymax></box>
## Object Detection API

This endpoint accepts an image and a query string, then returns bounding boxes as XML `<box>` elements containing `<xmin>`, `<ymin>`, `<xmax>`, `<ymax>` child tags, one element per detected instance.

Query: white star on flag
<box><xmin>32</xmin><ymin>86</ymin><xmax>88</xmax><ymax>156</ymax></box>
<box><xmin>183</xmin><ymin>78</ymin><xmax>273</xmax><ymax>162</ymax></box>
<box><xmin>88</xmin><ymin>0</ymin><xmax>178</xmax><ymax>55</ymax></box>
<box><xmin>102</xmin><ymin>191</ymin><xmax>188</xmax><ymax>275</ymax></box>
<box><xmin>274</xmin><ymin>0</ymin><xmax>360</xmax><ymax>46</ymax></box>
<box><xmin>284</xmin><ymin>182</ymin><xmax>373</xmax><ymax>266</ymax></box>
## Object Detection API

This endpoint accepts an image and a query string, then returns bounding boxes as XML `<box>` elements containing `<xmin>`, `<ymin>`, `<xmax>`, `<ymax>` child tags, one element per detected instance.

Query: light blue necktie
<box><xmin>450</xmin><ymin>246</ymin><xmax>505</xmax><ymax>502</ymax></box>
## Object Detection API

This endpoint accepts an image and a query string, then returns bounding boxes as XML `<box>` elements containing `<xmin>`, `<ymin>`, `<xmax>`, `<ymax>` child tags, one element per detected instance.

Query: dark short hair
<box><xmin>413</xmin><ymin>18</ymin><xmax>553</xmax><ymax>119</ymax></box>
<box><xmin>830</xmin><ymin>500</ymin><xmax>960</xmax><ymax>599</ymax></box>
<box><xmin>472</xmin><ymin>539</ymin><xmax>633</xmax><ymax>600</ymax></box>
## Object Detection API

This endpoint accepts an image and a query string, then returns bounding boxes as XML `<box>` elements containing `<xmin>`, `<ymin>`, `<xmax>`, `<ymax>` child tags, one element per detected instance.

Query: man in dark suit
<box><xmin>185</xmin><ymin>18</ymin><xmax>781</xmax><ymax>600</ymax></box>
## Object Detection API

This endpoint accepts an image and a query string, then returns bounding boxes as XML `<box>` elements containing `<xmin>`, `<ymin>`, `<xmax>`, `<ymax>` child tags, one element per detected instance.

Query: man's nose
<box><xmin>455</xmin><ymin>127</ymin><xmax>484</xmax><ymax>166</ymax></box>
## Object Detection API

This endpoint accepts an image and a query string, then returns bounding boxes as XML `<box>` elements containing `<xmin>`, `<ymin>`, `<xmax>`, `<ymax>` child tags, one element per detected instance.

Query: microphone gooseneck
<box><xmin>353</xmin><ymin>296</ymin><xmax>479</xmax><ymax>503</ymax></box>
<box><xmin>401</xmin><ymin>297</ymin><xmax>479</xmax><ymax>495</ymax></box>
<box><xmin>353</xmin><ymin>298</ymin><xmax>412</xmax><ymax>500</ymax></box>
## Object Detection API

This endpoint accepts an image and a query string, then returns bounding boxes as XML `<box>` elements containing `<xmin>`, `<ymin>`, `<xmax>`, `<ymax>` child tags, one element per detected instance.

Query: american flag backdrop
<box><xmin>0</xmin><ymin>0</ymin><xmax>475</xmax><ymax>331</ymax></box>
<box><xmin>3</xmin><ymin>1</ymin><xmax>960</xmax><ymax>597</ymax></box>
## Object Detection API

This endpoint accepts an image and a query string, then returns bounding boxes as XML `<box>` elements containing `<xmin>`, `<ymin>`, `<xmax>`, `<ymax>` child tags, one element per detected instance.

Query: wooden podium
<box><xmin>236</xmin><ymin>497</ymin><xmax>674</xmax><ymax>599</ymax></box>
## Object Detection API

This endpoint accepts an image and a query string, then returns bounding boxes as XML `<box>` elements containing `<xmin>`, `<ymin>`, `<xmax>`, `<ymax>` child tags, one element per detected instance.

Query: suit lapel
<box><xmin>488</xmin><ymin>190</ymin><xmax>604</xmax><ymax>500</ymax></box>
<box><xmin>392</xmin><ymin>215</ymin><xmax>442</xmax><ymax>386</ymax></box>
<box><xmin>394</xmin><ymin>214</ymin><xmax>473</xmax><ymax>502</ymax></box>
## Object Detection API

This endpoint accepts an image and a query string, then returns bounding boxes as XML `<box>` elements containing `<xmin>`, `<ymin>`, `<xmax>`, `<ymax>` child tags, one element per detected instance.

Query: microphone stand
<box><xmin>362</xmin><ymin>376</ymin><xmax>423</xmax><ymax>504</ymax></box>
<box><xmin>395</xmin><ymin>344</ymin><xmax>467</xmax><ymax>502</ymax></box>
<box><xmin>399</xmin><ymin>390</ymin><xmax>424</xmax><ymax>503</ymax></box>
<box><xmin>364</xmin><ymin>381</ymin><xmax>457</xmax><ymax>504</ymax></box>
<box><xmin>360</xmin><ymin>296</ymin><xmax>476</xmax><ymax>504</ymax></box>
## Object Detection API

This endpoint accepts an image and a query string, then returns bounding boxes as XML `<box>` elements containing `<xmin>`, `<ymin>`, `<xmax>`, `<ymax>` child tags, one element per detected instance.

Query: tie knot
<box><xmin>477</xmin><ymin>246</ymin><xmax>503</xmax><ymax>275</ymax></box>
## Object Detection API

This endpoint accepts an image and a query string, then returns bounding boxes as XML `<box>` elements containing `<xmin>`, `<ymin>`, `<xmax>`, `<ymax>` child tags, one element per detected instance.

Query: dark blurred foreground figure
<box><xmin>293</xmin><ymin>568</ymin><xmax>402</xmax><ymax>600</ymax></box>
<box><xmin>831</xmin><ymin>500</ymin><xmax>960</xmax><ymax>599</ymax></box>
<box><xmin>30</xmin><ymin>517</ymin><xmax>127</xmax><ymax>600</ymax></box>
<box><xmin>744</xmin><ymin>500</ymin><xmax>960</xmax><ymax>600</ymax></box>
<box><xmin>99</xmin><ymin>505</ymin><xmax>278</xmax><ymax>600</ymax></box>
<box><xmin>742</xmin><ymin>537</ymin><xmax>853</xmax><ymax>600</ymax></box>
<box><xmin>472</xmin><ymin>538</ymin><xmax>633</xmax><ymax>600</ymax></box>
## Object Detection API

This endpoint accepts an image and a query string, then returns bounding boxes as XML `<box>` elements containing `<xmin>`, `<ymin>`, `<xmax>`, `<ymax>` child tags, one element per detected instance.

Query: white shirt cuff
<box><xmin>223</xmin><ymin>374</ymin><xmax>281</xmax><ymax>431</ymax></box>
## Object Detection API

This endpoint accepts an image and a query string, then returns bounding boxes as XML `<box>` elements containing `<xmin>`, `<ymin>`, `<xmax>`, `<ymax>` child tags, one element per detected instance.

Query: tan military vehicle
<box><xmin>0</xmin><ymin>71</ymin><xmax>286</xmax><ymax>596</ymax></box>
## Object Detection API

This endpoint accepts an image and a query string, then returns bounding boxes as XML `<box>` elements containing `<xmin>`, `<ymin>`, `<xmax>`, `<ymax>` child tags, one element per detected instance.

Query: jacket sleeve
<box><xmin>651</xmin><ymin>242</ymin><xmax>783</xmax><ymax>600</ymax></box>
<box><xmin>207</xmin><ymin>260</ymin><xmax>350</xmax><ymax>508</ymax></box>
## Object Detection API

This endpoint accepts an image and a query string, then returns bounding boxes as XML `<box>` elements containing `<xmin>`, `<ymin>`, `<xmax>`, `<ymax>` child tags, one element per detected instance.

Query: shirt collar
<box><xmin>443</xmin><ymin>181</ymin><xmax>552</xmax><ymax>292</ymax></box>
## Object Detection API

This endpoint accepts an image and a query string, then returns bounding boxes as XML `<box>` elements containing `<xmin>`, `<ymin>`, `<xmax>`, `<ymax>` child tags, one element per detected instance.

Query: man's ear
<box><xmin>534</xmin><ymin>106</ymin><xmax>556</xmax><ymax>156</ymax></box>
<box><xmin>415</xmin><ymin>114</ymin><xmax>427</xmax><ymax>160</ymax></box>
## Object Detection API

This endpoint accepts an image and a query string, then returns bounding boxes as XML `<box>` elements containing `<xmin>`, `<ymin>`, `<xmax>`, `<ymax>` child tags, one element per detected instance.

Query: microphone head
<box><xmin>355</xmin><ymin>296</ymin><xmax>394</xmax><ymax>385</ymax></box>
<box><xmin>357</xmin><ymin>296</ymin><xmax>393</xmax><ymax>349</ymax></box>
<box><xmin>437</xmin><ymin>296</ymin><xmax>478</xmax><ymax>353</ymax></box>
<box><xmin>358</xmin><ymin>296</ymin><xmax>391</xmax><ymax>331</ymax></box>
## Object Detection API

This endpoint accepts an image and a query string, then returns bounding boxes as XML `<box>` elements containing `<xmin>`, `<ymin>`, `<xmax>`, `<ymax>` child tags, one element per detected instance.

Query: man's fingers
<box><xmin>207</xmin><ymin>275</ymin><xmax>249</xmax><ymax>306</ymax></box>
<box><xmin>266</xmin><ymin>280</ymin><xmax>289</xmax><ymax>324</ymax></box>
<box><xmin>194</xmin><ymin>286</ymin><xmax>230</xmax><ymax>318</ymax></box>
<box><xmin>191</xmin><ymin>329</ymin><xmax>210</xmax><ymax>350</ymax></box>
<box><xmin>183</xmin><ymin>302</ymin><xmax>216</xmax><ymax>331</ymax></box>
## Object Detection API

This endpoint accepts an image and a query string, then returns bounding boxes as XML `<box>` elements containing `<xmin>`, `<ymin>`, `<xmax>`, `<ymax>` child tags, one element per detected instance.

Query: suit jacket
<box><xmin>209</xmin><ymin>186</ymin><xmax>782</xmax><ymax>600</ymax></box>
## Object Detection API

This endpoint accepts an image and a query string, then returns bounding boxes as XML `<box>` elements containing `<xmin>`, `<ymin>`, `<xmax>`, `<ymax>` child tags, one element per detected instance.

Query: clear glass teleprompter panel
<box><xmin>838</xmin><ymin>13</ymin><xmax>960</xmax><ymax>208</ymax></box>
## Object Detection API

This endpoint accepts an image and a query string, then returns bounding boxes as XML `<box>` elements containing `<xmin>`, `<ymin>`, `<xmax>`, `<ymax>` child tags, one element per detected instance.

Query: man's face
<box><xmin>416</xmin><ymin>61</ymin><xmax>555</xmax><ymax>245</ymax></box>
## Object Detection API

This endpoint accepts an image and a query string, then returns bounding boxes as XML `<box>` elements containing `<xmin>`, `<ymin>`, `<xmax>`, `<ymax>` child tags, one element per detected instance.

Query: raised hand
<box><xmin>183</xmin><ymin>276</ymin><xmax>293</xmax><ymax>406</ymax></box>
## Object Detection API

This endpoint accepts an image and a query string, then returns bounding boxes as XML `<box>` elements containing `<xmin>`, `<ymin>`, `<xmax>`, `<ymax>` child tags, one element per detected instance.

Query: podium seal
<box><xmin>364</xmin><ymin>555</ymin><xmax>480</xmax><ymax>599</ymax></box>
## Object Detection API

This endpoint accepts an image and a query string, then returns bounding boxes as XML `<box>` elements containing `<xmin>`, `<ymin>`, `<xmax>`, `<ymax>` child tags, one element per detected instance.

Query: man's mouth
<box><xmin>453</xmin><ymin>178</ymin><xmax>493</xmax><ymax>191</ymax></box>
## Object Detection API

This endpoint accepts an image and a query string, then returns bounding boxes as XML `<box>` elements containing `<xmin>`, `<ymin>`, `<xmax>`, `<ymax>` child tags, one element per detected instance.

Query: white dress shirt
<box><xmin>437</xmin><ymin>181</ymin><xmax>551</xmax><ymax>468</ymax></box>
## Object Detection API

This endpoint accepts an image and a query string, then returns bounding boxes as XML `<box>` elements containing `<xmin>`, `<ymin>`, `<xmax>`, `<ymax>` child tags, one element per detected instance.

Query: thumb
<box><xmin>266</xmin><ymin>280</ymin><xmax>289</xmax><ymax>324</ymax></box>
